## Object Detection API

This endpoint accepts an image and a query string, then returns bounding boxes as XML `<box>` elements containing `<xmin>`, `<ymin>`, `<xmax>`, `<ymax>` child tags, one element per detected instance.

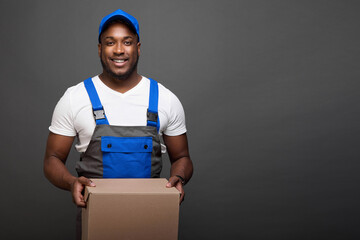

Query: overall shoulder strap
<box><xmin>147</xmin><ymin>78</ymin><xmax>160</xmax><ymax>132</ymax></box>
<box><xmin>83</xmin><ymin>78</ymin><xmax>109</xmax><ymax>125</ymax></box>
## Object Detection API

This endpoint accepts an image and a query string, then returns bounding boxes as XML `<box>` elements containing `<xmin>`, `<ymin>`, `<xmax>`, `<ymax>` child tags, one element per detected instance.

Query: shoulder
<box><xmin>63</xmin><ymin>79</ymin><xmax>87</xmax><ymax>98</ymax></box>
<box><xmin>158</xmin><ymin>81</ymin><xmax>173</xmax><ymax>97</ymax></box>
<box><xmin>143</xmin><ymin>77</ymin><xmax>186</xmax><ymax>135</ymax></box>
<box><xmin>57</xmin><ymin>77</ymin><xmax>97</xmax><ymax>118</ymax></box>
<box><xmin>62</xmin><ymin>77</ymin><xmax>101</xmax><ymax>105</ymax></box>
<box><xmin>158</xmin><ymin>81</ymin><xmax>183</xmax><ymax>112</ymax></box>
<box><xmin>143</xmin><ymin>77</ymin><xmax>179</xmax><ymax>102</ymax></box>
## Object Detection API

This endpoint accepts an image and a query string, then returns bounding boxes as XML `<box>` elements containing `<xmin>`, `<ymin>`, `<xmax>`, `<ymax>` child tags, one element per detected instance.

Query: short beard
<box><xmin>100</xmin><ymin>54</ymin><xmax>139</xmax><ymax>81</ymax></box>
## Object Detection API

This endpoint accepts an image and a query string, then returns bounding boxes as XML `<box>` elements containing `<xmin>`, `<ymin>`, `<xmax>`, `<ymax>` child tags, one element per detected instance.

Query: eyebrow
<box><xmin>104</xmin><ymin>36</ymin><xmax>134</xmax><ymax>40</ymax></box>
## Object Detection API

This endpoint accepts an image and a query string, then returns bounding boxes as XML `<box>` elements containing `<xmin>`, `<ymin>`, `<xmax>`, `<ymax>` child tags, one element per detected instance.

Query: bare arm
<box><xmin>163</xmin><ymin>133</ymin><xmax>193</xmax><ymax>204</ymax></box>
<box><xmin>43</xmin><ymin>132</ymin><xmax>95</xmax><ymax>207</ymax></box>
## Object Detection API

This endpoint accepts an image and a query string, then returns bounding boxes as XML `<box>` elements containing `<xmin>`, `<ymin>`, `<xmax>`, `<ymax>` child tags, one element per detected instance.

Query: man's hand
<box><xmin>70</xmin><ymin>177</ymin><xmax>96</xmax><ymax>207</ymax></box>
<box><xmin>166</xmin><ymin>176</ymin><xmax>185</xmax><ymax>204</ymax></box>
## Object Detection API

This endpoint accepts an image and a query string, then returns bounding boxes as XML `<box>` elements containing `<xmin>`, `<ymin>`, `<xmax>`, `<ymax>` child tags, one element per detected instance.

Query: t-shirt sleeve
<box><xmin>48</xmin><ymin>88</ymin><xmax>77</xmax><ymax>136</ymax></box>
<box><xmin>163</xmin><ymin>92</ymin><xmax>187</xmax><ymax>136</ymax></box>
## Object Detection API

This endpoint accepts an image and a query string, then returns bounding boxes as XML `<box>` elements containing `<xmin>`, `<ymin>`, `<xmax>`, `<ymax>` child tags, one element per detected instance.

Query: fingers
<box><xmin>71</xmin><ymin>177</ymin><xmax>95</xmax><ymax>208</ymax></box>
<box><xmin>179</xmin><ymin>188</ymin><xmax>185</xmax><ymax>204</ymax></box>
<box><xmin>166</xmin><ymin>176</ymin><xmax>185</xmax><ymax>205</ymax></box>
<box><xmin>166</xmin><ymin>176</ymin><xmax>179</xmax><ymax>188</ymax></box>
<box><xmin>73</xmin><ymin>190</ymin><xmax>86</xmax><ymax>208</ymax></box>
<box><xmin>77</xmin><ymin>176</ymin><xmax>96</xmax><ymax>187</ymax></box>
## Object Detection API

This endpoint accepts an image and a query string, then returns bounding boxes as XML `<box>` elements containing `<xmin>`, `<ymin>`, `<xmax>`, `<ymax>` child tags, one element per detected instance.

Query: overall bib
<box><xmin>75</xmin><ymin>77</ymin><xmax>162</xmax><ymax>178</ymax></box>
<box><xmin>75</xmin><ymin>77</ymin><xmax>163</xmax><ymax>239</ymax></box>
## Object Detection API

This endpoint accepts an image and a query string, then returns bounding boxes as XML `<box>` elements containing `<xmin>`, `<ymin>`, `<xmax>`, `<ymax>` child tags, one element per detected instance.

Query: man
<box><xmin>43</xmin><ymin>9</ymin><xmax>193</xmax><ymax>237</ymax></box>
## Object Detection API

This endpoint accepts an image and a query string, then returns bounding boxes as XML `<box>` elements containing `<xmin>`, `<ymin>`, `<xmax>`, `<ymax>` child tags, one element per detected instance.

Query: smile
<box><xmin>110</xmin><ymin>58</ymin><xmax>128</xmax><ymax>67</ymax></box>
<box><xmin>112</xmin><ymin>59</ymin><xmax>126</xmax><ymax>63</ymax></box>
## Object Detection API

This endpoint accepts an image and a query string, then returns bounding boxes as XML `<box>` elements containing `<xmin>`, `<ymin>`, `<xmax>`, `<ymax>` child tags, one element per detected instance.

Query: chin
<box><xmin>110</xmin><ymin>70</ymin><xmax>133</xmax><ymax>80</ymax></box>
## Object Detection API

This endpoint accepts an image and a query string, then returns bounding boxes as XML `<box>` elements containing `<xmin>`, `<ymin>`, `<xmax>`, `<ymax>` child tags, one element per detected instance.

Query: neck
<box><xmin>99</xmin><ymin>70</ymin><xmax>142</xmax><ymax>93</ymax></box>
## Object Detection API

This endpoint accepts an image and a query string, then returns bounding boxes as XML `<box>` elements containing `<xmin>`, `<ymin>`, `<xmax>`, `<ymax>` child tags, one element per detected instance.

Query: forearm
<box><xmin>44</xmin><ymin>155</ymin><xmax>76</xmax><ymax>191</ymax></box>
<box><xmin>170</xmin><ymin>156</ymin><xmax>193</xmax><ymax>184</ymax></box>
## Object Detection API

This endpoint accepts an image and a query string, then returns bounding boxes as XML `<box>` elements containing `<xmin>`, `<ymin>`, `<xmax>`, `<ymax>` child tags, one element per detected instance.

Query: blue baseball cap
<box><xmin>98</xmin><ymin>9</ymin><xmax>140</xmax><ymax>43</ymax></box>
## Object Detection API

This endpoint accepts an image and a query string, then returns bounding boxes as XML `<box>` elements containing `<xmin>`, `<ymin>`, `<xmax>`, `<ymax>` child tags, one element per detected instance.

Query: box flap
<box><xmin>84</xmin><ymin>178</ymin><xmax>180</xmax><ymax>196</ymax></box>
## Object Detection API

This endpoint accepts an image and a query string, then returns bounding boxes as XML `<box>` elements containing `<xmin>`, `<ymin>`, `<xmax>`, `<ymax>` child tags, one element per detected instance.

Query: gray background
<box><xmin>0</xmin><ymin>0</ymin><xmax>359</xmax><ymax>239</ymax></box>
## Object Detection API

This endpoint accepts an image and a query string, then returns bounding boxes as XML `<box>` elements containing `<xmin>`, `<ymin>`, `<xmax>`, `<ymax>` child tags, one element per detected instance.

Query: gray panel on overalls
<box><xmin>75</xmin><ymin>77</ymin><xmax>162</xmax><ymax>239</ymax></box>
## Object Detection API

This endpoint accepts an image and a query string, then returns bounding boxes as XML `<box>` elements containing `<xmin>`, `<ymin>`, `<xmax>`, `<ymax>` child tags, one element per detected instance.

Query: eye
<box><xmin>124</xmin><ymin>41</ymin><xmax>132</xmax><ymax>46</ymax></box>
<box><xmin>106</xmin><ymin>41</ymin><xmax>115</xmax><ymax>46</ymax></box>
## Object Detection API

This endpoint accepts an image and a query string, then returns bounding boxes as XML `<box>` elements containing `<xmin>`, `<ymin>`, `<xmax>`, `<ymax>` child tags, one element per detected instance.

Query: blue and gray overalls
<box><xmin>75</xmin><ymin>77</ymin><xmax>163</xmax><ymax>239</ymax></box>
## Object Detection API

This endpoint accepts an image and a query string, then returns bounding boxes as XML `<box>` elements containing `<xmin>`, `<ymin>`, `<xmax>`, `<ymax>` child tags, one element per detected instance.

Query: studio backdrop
<box><xmin>0</xmin><ymin>1</ymin><xmax>359</xmax><ymax>239</ymax></box>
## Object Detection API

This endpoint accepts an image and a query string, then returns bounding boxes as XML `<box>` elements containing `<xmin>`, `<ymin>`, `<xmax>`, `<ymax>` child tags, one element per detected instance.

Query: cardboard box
<box><xmin>82</xmin><ymin>178</ymin><xmax>180</xmax><ymax>240</ymax></box>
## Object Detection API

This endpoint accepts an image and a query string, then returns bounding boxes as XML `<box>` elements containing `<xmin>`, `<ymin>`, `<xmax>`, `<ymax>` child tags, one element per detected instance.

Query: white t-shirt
<box><xmin>49</xmin><ymin>76</ymin><xmax>186</xmax><ymax>152</ymax></box>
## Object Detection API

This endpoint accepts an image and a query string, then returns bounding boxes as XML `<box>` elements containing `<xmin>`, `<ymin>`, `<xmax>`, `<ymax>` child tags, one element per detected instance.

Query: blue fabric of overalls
<box><xmin>75</xmin><ymin>77</ymin><xmax>162</xmax><ymax>178</ymax></box>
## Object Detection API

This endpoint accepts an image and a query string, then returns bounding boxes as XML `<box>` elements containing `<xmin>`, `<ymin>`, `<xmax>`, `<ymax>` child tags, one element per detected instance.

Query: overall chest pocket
<box><xmin>101</xmin><ymin>136</ymin><xmax>153</xmax><ymax>178</ymax></box>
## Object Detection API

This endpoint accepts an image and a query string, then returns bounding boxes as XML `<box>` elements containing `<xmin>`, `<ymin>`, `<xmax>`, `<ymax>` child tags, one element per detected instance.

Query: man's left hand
<box><xmin>166</xmin><ymin>176</ymin><xmax>185</xmax><ymax>204</ymax></box>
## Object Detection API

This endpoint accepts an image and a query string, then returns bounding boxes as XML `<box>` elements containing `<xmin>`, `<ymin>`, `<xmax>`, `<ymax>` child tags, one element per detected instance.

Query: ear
<box><xmin>137</xmin><ymin>42</ymin><xmax>141</xmax><ymax>56</ymax></box>
<box><xmin>98</xmin><ymin>43</ymin><xmax>101</xmax><ymax>58</ymax></box>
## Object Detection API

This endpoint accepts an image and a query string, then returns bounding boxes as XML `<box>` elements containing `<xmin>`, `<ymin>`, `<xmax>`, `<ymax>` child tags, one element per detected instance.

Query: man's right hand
<box><xmin>70</xmin><ymin>177</ymin><xmax>96</xmax><ymax>207</ymax></box>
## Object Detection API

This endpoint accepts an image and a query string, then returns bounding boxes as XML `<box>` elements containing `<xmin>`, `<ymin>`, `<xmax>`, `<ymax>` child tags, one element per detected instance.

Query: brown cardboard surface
<box><xmin>82</xmin><ymin>178</ymin><xmax>180</xmax><ymax>240</ymax></box>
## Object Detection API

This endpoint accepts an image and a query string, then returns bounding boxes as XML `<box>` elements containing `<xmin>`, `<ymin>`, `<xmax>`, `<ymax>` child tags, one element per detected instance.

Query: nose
<box><xmin>114</xmin><ymin>42</ymin><xmax>124</xmax><ymax>55</ymax></box>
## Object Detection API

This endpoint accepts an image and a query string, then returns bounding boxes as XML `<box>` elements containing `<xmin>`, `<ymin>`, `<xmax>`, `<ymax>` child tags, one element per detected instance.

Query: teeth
<box><xmin>113</xmin><ymin>59</ymin><xmax>125</xmax><ymax>63</ymax></box>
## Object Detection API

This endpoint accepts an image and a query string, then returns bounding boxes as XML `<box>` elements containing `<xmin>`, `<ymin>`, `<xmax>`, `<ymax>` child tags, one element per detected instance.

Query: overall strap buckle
<box><xmin>93</xmin><ymin>109</ymin><xmax>106</xmax><ymax>120</ymax></box>
<box><xmin>147</xmin><ymin>110</ymin><xmax>158</xmax><ymax>122</ymax></box>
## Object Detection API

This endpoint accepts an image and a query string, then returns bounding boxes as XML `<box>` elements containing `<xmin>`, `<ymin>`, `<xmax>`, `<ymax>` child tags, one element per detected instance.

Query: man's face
<box><xmin>98</xmin><ymin>22</ymin><xmax>140</xmax><ymax>80</ymax></box>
